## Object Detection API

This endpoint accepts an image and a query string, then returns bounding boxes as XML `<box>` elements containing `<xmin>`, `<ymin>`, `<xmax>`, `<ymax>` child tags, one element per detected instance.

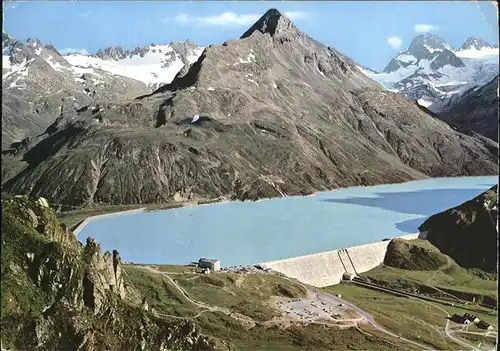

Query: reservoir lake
<box><xmin>77</xmin><ymin>176</ymin><xmax>498</xmax><ymax>267</ymax></box>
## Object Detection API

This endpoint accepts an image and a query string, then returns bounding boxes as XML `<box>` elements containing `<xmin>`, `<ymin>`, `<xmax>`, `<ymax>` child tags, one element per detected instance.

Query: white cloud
<box><xmin>163</xmin><ymin>11</ymin><xmax>310</xmax><ymax>26</ymax></box>
<box><xmin>59</xmin><ymin>48</ymin><xmax>89</xmax><ymax>56</ymax></box>
<box><xmin>387</xmin><ymin>36</ymin><xmax>403</xmax><ymax>50</ymax></box>
<box><xmin>414</xmin><ymin>24</ymin><xmax>438</xmax><ymax>33</ymax></box>
<box><xmin>284</xmin><ymin>11</ymin><xmax>310</xmax><ymax>20</ymax></box>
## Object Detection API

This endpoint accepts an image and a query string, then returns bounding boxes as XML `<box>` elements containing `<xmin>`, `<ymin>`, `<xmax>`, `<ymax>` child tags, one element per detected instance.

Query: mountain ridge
<box><xmin>364</xmin><ymin>33</ymin><xmax>498</xmax><ymax>114</ymax></box>
<box><xmin>2</xmin><ymin>34</ymin><xmax>152</xmax><ymax>149</ymax></box>
<box><xmin>2</xmin><ymin>10</ymin><xmax>498</xmax><ymax>208</ymax></box>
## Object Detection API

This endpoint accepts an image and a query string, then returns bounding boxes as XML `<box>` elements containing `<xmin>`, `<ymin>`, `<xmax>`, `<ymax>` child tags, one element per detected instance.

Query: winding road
<box><xmin>273</xmin><ymin>273</ymin><xmax>435</xmax><ymax>350</ymax></box>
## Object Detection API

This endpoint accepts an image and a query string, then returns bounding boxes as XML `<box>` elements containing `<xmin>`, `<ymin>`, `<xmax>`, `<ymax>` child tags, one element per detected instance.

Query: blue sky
<box><xmin>3</xmin><ymin>1</ymin><xmax>499</xmax><ymax>71</ymax></box>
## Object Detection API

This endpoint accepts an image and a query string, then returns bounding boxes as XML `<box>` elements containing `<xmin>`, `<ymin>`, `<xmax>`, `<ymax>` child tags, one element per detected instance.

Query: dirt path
<box><xmin>425</xmin><ymin>256</ymin><xmax>466</xmax><ymax>303</ymax></box>
<box><xmin>138</xmin><ymin>266</ymin><xmax>256</xmax><ymax>326</ymax></box>
<box><xmin>351</xmin><ymin>279</ymin><xmax>477</xmax><ymax>350</ymax></box>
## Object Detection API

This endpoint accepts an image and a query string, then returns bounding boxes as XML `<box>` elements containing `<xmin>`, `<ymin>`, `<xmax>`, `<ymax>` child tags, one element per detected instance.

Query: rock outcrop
<box><xmin>0</xmin><ymin>195</ymin><xmax>228</xmax><ymax>350</ymax></box>
<box><xmin>383</xmin><ymin>238</ymin><xmax>448</xmax><ymax>271</ymax></box>
<box><xmin>419</xmin><ymin>185</ymin><xmax>498</xmax><ymax>273</ymax></box>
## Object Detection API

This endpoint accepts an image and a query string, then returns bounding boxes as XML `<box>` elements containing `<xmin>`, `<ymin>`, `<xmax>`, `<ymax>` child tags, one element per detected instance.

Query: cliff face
<box><xmin>440</xmin><ymin>75</ymin><xmax>499</xmax><ymax>142</ymax></box>
<box><xmin>419</xmin><ymin>185</ymin><xmax>498</xmax><ymax>274</ymax></box>
<box><xmin>0</xmin><ymin>195</ymin><xmax>228</xmax><ymax>350</ymax></box>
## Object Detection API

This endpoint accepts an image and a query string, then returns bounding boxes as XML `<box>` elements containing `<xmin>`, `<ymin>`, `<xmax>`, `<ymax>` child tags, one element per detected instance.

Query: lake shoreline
<box><xmin>72</xmin><ymin>175</ymin><xmax>498</xmax><ymax>239</ymax></box>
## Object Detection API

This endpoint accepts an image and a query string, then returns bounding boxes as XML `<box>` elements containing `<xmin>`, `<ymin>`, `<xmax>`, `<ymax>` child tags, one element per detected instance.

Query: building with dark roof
<box><xmin>451</xmin><ymin>314</ymin><xmax>471</xmax><ymax>324</ymax></box>
<box><xmin>477</xmin><ymin>321</ymin><xmax>493</xmax><ymax>330</ymax></box>
<box><xmin>463</xmin><ymin>313</ymin><xmax>480</xmax><ymax>323</ymax></box>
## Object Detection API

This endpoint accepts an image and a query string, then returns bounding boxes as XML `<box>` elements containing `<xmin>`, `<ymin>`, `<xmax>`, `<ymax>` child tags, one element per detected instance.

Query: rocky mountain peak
<box><xmin>25</xmin><ymin>37</ymin><xmax>43</xmax><ymax>48</ymax></box>
<box><xmin>407</xmin><ymin>33</ymin><xmax>453</xmax><ymax>58</ymax></box>
<box><xmin>383</xmin><ymin>34</ymin><xmax>464</xmax><ymax>74</ymax></box>
<box><xmin>92</xmin><ymin>46</ymin><xmax>129</xmax><ymax>60</ymax></box>
<box><xmin>460</xmin><ymin>37</ymin><xmax>493</xmax><ymax>51</ymax></box>
<box><xmin>240</xmin><ymin>8</ymin><xmax>298</xmax><ymax>39</ymax></box>
<box><xmin>3</xmin><ymin>32</ymin><xmax>16</xmax><ymax>46</ymax></box>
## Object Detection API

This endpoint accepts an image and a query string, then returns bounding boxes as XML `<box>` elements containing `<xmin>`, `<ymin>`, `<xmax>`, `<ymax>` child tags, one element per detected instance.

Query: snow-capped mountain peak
<box><xmin>365</xmin><ymin>34</ymin><xmax>499</xmax><ymax>112</ymax></box>
<box><xmin>460</xmin><ymin>37</ymin><xmax>494</xmax><ymax>51</ymax></box>
<box><xmin>407</xmin><ymin>34</ymin><xmax>453</xmax><ymax>57</ymax></box>
<box><xmin>382</xmin><ymin>34</ymin><xmax>463</xmax><ymax>74</ymax></box>
<box><xmin>455</xmin><ymin>37</ymin><xmax>499</xmax><ymax>59</ymax></box>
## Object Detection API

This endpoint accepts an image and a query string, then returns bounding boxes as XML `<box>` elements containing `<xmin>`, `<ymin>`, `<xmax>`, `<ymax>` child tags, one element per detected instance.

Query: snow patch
<box><xmin>272</xmin><ymin>82</ymin><xmax>277</xmax><ymax>89</ymax></box>
<box><xmin>396</xmin><ymin>53</ymin><xmax>417</xmax><ymax>64</ymax></box>
<box><xmin>191</xmin><ymin>115</ymin><xmax>200</xmax><ymax>123</ymax></box>
<box><xmin>247</xmin><ymin>78</ymin><xmax>259</xmax><ymax>86</ymax></box>
<box><xmin>4</xmin><ymin>58</ymin><xmax>34</xmax><ymax>89</ymax></box>
<box><xmin>234</xmin><ymin>53</ymin><xmax>256</xmax><ymax>65</ymax></box>
<box><xmin>3</xmin><ymin>58</ymin><xmax>34</xmax><ymax>79</ymax></box>
<box><xmin>356</xmin><ymin>65</ymin><xmax>370</xmax><ymax>75</ymax></box>
<box><xmin>417</xmin><ymin>97</ymin><xmax>434</xmax><ymax>108</ymax></box>
<box><xmin>207</xmin><ymin>87</ymin><xmax>215</xmax><ymax>91</ymax></box>
<box><xmin>63</xmin><ymin>44</ymin><xmax>204</xmax><ymax>87</ymax></box>
<box><xmin>71</xmin><ymin>66</ymin><xmax>95</xmax><ymax>75</ymax></box>
<box><xmin>455</xmin><ymin>47</ymin><xmax>499</xmax><ymax>59</ymax></box>
<box><xmin>316</xmin><ymin>68</ymin><xmax>326</xmax><ymax>78</ymax></box>
<box><xmin>46</xmin><ymin>55</ymin><xmax>68</xmax><ymax>72</ymax></box>
<box><xmin>2</xmin><ymin>55</ymin><xmax>11</xmax><ymax>70</ymax></box>
<box><xmin>424</xmin><ymin>44</ymin><xmax>444</xmax><ymax>54</ymax></box>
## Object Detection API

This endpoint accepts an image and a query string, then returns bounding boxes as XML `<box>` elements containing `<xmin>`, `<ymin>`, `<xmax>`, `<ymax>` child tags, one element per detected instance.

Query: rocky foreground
<box><xmin>0</xmin><ymin>195</ymin><xmax>231</xmax><ymax>350</ymax></box>
<box><xmin>2</xmin><ymin>9</ymin><xmax>498</xmax><ymax>209</ymax></box>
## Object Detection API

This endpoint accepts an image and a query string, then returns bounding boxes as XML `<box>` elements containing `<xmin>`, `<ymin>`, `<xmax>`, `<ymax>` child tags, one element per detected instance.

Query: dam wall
<box><xmin>261</xmin><ymin>233</ymin><xmax>421</xmax><ymax>287</ymax></box>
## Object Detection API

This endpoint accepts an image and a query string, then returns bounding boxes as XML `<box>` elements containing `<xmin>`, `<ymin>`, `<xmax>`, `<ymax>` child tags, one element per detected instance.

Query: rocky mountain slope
<box><xmin>1</xmin><ymin>9</ymin><xmax>498</xmax><ymax>209</ymax></box>
<box><xmin>0</xmin><ymin>195</ymin><xmax>229</xmax><ymax>350</ymax></box>
<box><xmin>2</xmin><ymin>34</ymin><xmax>152</xmax><ymax>149</ymax></box>
<box><xmin>362</xmin><ymin>34</ymin><xmax>499</xmax><ymax>113</ymax></box>
<box><xmin>439</xmin><ymin>75</ymin><xmax>499</xmax><ymax>141</ymax></box>
<box><xmin>419</xmin><ymin>185</ymin><xmax>498</xmax><ymax>274</ymax></box>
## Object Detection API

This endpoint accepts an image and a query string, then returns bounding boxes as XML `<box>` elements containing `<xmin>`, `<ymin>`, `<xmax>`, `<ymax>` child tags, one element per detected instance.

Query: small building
<box><xmin>451</xmin><ymin>314</ymin><xmax>471</xmax><ymax>325</ymax></box>
<box><xmin>464</xmin><ymin>313</ymin><xmax>480</xmax><ymax>323</ymax></box>
<box><xmin>342</xmin><ymin>272</ymin><xmax>356</xmax><ymax>281</ymax></box>
<box><xmin>198</xmin><ymin>258</ymin><xmax>221</xmax><ymax>271</ymax></box>
<box><xmin>477</xmin><ymin>321</ymin><xmax>493</xmax><ymax>330</ymax></box>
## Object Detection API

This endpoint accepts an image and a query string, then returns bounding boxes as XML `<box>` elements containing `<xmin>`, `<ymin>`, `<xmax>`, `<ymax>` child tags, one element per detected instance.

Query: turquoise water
<box><xmin>78</xmin><ymin>176</ymin><xmax>498</xmax><ymax>267</ymax></box>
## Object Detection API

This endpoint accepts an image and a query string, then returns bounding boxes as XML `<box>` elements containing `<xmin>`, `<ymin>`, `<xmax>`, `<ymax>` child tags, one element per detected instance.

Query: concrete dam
<box><xmin>261</xmin><ymin>233</ymin><xmax>421</xmax><ymax>287</ymax></box>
